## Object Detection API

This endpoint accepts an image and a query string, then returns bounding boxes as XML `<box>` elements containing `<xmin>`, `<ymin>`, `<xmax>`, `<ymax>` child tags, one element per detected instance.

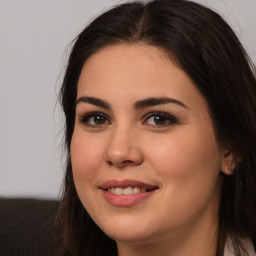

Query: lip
<box><xmin>100</xmin><ymin>179</ymin><xmax>158</xmax><ymax>207</ymax></box>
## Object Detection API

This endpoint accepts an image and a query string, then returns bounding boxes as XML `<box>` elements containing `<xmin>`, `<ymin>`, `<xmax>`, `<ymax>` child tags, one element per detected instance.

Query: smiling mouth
<box><xmin>100</xmin><ymin>179</ymin><xmax>159</xmax><ymax>206</ymax></box>
<box><xmin>105</xmin><ymin>186</ymin><xmax>157</xmax><ymax>196</ymax></box>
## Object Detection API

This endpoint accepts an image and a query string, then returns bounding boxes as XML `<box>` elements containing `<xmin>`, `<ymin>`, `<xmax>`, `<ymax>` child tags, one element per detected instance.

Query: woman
<box><xmin>56</xmin><ymin>0</ymin><xmax>256</xmax><ymax>255</ymax></box>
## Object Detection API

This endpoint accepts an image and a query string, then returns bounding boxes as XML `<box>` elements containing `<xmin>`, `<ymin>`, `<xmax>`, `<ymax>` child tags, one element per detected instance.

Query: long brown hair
<box><xmin>56</xmin><ymin>1</ymin><xmax>256</xmax><ymax>255</ymax></box>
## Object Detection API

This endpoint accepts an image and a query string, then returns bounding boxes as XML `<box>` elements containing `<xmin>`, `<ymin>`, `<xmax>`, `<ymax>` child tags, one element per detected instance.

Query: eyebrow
<box><xmin>76</xmin><ymin>96</ymin><xmax>188</xmax><ymax>110</ymax></box>
<box><xmin>76</xmin><ymin>97</ymin><xmax>111</xmax><ymax>109</ymax></box>
<box><xmin>134</xmin><ymin>97</ymin><xmax>189</xmax><ymax>110</ymax></box>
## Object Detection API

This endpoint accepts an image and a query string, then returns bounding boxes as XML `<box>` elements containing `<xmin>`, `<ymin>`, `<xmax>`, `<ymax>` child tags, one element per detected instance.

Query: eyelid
<box><xmin>142</xmin><ymin>111</ymin><xmax>178</xmax><ymax>126</ymax></box>
<box><xmin>77</xmin><ymin>110</ymin><xmax>178</xmax><ymax>128</ymax></box>
<box><xmin>78</xmin><ymin>111</ymin><xmax>111</xmax><ymax>126</ymax></box>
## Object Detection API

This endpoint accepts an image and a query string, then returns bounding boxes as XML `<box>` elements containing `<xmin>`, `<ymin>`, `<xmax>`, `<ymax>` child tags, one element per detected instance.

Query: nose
<box><xmin>104</xmin><ymin>127</ymin><xmax>143</xmax><ymax>168</ymax></box>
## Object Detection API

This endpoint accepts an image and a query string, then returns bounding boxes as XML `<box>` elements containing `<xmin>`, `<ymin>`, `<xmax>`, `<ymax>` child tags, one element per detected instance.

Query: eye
<box><xmin>143</xmin><ymin>112</ymin><xmax>177</xmax><ymax>127</ymax></box>
<box><xmin>79</xmin><ymin>112</ymin><xmax>110</xmax><ymax>127</ymax></box>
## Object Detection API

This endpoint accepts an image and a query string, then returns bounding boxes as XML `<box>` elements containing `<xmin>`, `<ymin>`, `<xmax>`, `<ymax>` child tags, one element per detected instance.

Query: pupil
<box><xmin>94</xmin><ymin>115</ymin><xmax>105</xmax><ymax>124</ymax></box>
<box><xmin>154</xmin><ymin>116</ymin><xmax>166</xmax><ymax>125</ymax></box>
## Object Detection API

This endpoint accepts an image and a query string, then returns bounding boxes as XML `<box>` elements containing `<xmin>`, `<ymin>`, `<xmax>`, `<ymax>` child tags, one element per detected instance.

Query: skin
<box><xmin>71</xmin><ymin>44</ymin><xmax>233</xmax><ymax>256</ymax></box>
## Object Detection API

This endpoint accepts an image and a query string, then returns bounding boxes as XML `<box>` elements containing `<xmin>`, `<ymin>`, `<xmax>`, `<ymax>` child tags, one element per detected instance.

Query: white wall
<box><xmin>0</xmin><ymin>0</ymin><xmax>255</xmax><ymax>199</ymax></box>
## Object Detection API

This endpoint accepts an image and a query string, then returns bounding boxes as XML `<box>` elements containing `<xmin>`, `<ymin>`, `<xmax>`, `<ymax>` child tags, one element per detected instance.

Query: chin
<box><xmin>98</xmin><ymin>217</ymin><xmax>154</xmax><ymax>243</ymax></box>
<box><xmin>106</xmin><ymin>229</ymin><xmax>153</xmax><ymax>244</ymax></box>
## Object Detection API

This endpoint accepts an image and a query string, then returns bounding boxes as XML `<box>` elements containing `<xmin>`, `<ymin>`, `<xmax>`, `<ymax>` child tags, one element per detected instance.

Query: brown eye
<box><xmin>93</xmin><ymin>115</ymin><xmax>106</xmax><ymax>125</ymax></box>
<box><xmin>153</xmin><ymin>116</ymin><xmax>169</xmax><ymax>125</ymax></box>
<box><xmin>143</xmin><ymin>112</ymin><xmax>177</xmax><ymax>127</ymax></box>
<box><xmin>79</xmin><ymin>112</ymin><xmax>110</xmax><ymax>126</ymax></box>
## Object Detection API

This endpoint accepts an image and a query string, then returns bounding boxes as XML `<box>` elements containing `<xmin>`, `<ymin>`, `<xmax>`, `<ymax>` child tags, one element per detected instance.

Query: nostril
<box><xmin>104</xmin><ymin>152</ymin><xmax>143</xmax><ymax>167</ymax></box>
<box><xmin>106</xmin><ymin>160</ymin><xmax>113</xmax><ymax>166</ymax></box>
<box><xmin>106</xmin><ymin>159</ymin><xmax>138</xmax><ymax>167</ymax></box>
<box><xmin>122</xmin><ymin>160</ymin><xmax>133</xmax><ymax>165</ymax></box>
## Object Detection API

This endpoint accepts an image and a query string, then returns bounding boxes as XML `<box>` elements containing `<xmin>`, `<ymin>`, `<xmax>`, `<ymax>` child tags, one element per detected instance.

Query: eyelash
<box><xmin>78</xmin><ymin>111</ymin><xmax>178</xmax><ymax>128</ymax></box>
<box><xmin>142</xmin><ymin>112</ymin><xmax>178</xmax><ymax>127</ymax></box>
<box><xmin>78</xmin><ymin>112</ymin><xmax>110</xmax><ymax>127</ymax></box>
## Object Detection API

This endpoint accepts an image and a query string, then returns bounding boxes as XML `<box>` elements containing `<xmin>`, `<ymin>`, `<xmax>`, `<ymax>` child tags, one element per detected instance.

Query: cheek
<box><xmin>70</xmin><ymin>131</ymin><xmax>106</xmax><ymax>219</ymax></box>
<box><xmin>144</xmin><ymin>127</ymin><xmax>221</xmax><ymax>184</ymax></box>
<box><xmin>70</xmin><ymin>132</ymin><xmax>103</xmax><ymax>185</ymax></box>
<box><xmin>143</xmin><ymin>128</ymin><xmax>222</xmax><ymax>223</ymax></box>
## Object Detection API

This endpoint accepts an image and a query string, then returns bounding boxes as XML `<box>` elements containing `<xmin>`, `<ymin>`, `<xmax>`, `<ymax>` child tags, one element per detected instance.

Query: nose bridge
<box><xmin>109</xmin><ymin>123</ymin><xmax>130</xmax><ymax>151</ymax></box>
<box><xmin>104</xmin><ymin>123</ymin><xmax>143</xmax><ymax>167</ymax></box>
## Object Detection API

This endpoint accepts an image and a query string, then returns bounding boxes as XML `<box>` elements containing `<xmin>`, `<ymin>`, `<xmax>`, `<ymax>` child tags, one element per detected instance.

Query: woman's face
<box><xmin>71</xmin><ymin>44</ymin><xmax>229</xmax><ymax>246</ymax></box>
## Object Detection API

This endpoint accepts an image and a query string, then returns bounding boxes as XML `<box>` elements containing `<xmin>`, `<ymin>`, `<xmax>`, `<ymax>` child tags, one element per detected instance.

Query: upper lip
<box><xmin>100</xmin><ymin>179</ymin><xmax>158</xmax><ymax>190</ymax></box>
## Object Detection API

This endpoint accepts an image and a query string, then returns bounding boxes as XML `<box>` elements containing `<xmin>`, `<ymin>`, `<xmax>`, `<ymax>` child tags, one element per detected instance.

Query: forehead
<box><xmin>77</xmin><ymin>43</ymin><xmax>207</xmax><ymax>111</ymax></box>
<box><xmin>78</xmin><ymin>43</ymin><xmax>172</xmax><ymax>90</ymax></box>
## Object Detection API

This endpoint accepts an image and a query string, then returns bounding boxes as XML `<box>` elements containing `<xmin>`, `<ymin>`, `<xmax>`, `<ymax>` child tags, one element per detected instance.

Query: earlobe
<box><xmin>221</xmin><ymin>151</ymin><xmax>237</xmax><ymax>175</ymax></box>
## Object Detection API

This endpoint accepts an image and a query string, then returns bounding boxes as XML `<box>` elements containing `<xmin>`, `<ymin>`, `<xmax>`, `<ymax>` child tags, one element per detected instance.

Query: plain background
<box><xmin>0</xmin><ymin>0</ymin><xmax>255</xmax><ymax>199</ymax></box>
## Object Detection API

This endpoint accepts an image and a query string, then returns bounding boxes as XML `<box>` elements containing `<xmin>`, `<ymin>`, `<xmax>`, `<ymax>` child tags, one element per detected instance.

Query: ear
<box><xmin>221</xmin><ymin>150</ymin><xmax>238</xmax><ymax>175</ymax></box>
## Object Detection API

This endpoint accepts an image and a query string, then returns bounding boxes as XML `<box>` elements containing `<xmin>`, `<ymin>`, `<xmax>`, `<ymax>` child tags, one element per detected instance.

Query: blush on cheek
<box><xmin>151</xmin><ymin>131</ymin><xmax>219</xmax><ymax>180</ymax></box>
<box><xmin>149</xmin><ymin>137</ymin><xmax>190</xmax><ymax>174</ymax></box>
<box><xmin>71</xmin><ymin>138</ymin><xmax>102</xmax><ymax>183</ymax></box>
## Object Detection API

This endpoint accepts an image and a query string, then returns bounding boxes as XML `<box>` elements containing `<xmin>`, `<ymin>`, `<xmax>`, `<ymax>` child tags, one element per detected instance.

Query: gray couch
<box><xmin>0</xmin><ymin>198</ymin><xmax>59</xmax><ymax>256</ymax></box>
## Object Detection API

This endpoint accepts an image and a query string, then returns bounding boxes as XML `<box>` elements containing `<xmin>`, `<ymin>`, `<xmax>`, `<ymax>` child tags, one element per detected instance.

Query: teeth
<box><xmin>116</xmin><ymin>188</ymin><xmax>123</xmax><ymax>195</ymax></box>
<box><xmin>133</xmin><ymin>187</ymin><xmax>140</xmax><ymax>194</ymax></box>
<box><xmin>124</xmin><ymin>186</ymin><xmax>133</xmax><ymax>195</ymax></box>
<box><xmin>107</xmin><ymin>186</ymin><xmax>148</xmax><ymax>195</ymax></box>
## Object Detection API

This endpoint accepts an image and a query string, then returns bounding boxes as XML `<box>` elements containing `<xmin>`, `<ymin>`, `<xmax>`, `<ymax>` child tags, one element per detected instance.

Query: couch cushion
<box><xmin>0</xmin><ymin>198</ymin><xmax>59</xmax><ymax>256</ymax></box>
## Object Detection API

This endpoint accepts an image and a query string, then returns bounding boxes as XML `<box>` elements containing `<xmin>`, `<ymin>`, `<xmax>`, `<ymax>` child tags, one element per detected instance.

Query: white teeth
<box><xmin>124</xmin><ymin>186</ymin><xmax>133</xmax><ymax>195</ymax></box>
<box><xmin>107</xmin><ymin>186</ymin><xmax>148</xmax><ymax>195</ymax></box>
<box><xmin>116</xmin><ymin>188</ymin><xmax>124</xmax><ymax>195</ymax></box>
<box><xmin>133</xmin><ymin>187</ymin><xmax>140</xmax><ymax>194</ymax></box>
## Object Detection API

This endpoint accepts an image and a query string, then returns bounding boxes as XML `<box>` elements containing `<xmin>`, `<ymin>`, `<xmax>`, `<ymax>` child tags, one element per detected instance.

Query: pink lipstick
<box><xmin>100</xmin><ymin>179</ymin><xmax>158</xmax><ymax>207</ymax></box>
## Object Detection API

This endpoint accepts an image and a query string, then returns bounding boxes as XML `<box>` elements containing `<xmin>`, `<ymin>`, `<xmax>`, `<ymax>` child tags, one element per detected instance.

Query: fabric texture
<box><xmin>0</xmin><ymin>198</ymin><xmax>59</xmax><ymax>256</ymax></box>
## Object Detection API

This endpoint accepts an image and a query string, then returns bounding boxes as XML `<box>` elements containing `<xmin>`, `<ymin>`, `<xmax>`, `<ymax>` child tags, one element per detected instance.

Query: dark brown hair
<box><xmin>56</xmin><ymin>0</ymin><xmax>256</xmax><ymax>255</ymax></box>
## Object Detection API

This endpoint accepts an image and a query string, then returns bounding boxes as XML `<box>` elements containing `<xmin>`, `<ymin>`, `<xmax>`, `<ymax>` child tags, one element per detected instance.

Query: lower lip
<box><xmin>102</xmin><ymin>190</ymin><xmax>156</xmax><ymax>207</ymax></box>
